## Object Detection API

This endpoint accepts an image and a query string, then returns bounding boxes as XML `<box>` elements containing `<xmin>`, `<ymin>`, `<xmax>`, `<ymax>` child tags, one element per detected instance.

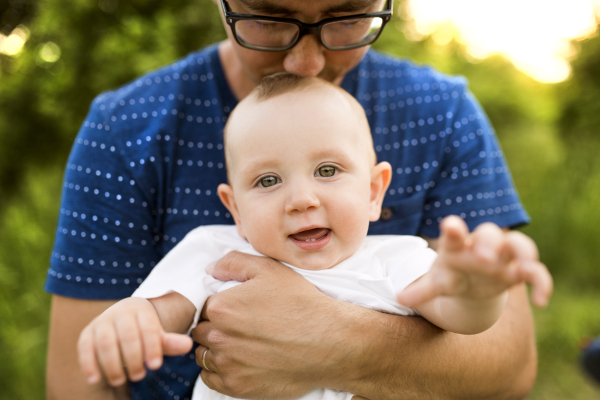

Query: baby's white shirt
<box><xmin>132</xmin><ymin>225</ymin><xmax>437</xmax><ymax>400</ymax></box>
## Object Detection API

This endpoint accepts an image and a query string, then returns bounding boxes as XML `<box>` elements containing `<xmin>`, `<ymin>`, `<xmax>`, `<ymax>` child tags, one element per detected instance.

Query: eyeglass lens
<box><xmin>322</xmin><ymin>17</ymin><xmax>384</xmax><ymax>49</ymax></box>
<box><xmin>234</xmin><ymin>17</ymin><xmax>385</xmax><ymax>50</ymax></box>
<box><xmin>235</xmin><ymin>20</ymin><xmax>300</xmax><ymax>50</ymax></box>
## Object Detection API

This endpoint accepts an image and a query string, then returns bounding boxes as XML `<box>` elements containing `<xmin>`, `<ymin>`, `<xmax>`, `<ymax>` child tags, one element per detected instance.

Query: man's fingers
<box><xmin>115</xmin><ymin>316</ymin><xmax>146</xmax><ymax>382</ymax></box>
<box><xmin>200</xmin><ymin>367</ymin><xmax>227</xmax><ymax>395</ymax></box>
<box><xmin>77</xmin><ymin>327</ymin><xmax>101</xmax><ymax>384</ymax></box>
<box><xmin>162</xmin><ymin>333</ymin><xmax>194</xmax><ymax>356</ymax></box>
<box><xmin>198</xmin><ymin>298</ymin><xmax>214</xmax><ymax>324</ymax></box>
<box><xmin>439</xmin><ymin>215</ymin><xmax>470</xmax><ymax>252</ymax></box>
<box><xmin>192</xmin><ymin>314</ymin><xmax>213</xmax><ymax>346</ymax></box>
<box><xmin>195</xmin><ymin>345</ymin><xmax>208</xmax><ymax>368</ymax></box>
<box><xmin>209</xmin><ymin>251</ymin><xmax>267</xmax><ymax>282</ymax></box>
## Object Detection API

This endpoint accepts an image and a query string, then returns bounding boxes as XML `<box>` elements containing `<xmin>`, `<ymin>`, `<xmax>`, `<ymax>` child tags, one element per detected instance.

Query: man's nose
<box><xmin>285</xmin><ymin>185</ymin><xmax>321</xmax><ymax>214</ymax></box>
<box><xmin>282</xmin><ymin>34</ymin><xmax>326</xmax><ymax>77</ymax></box>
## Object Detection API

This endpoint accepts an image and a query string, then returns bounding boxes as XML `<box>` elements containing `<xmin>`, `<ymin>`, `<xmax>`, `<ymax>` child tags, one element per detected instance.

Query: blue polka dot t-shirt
<box><xmin>46</xmin><ymin>44</ymin><xmax>529</xmax><ymax>400</ymax></box>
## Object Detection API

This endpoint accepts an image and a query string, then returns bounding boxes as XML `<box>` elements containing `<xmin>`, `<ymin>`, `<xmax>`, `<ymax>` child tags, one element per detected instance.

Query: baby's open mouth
<box><xmin>289</xmin><ymin>228</ymin><xmax>331</xmax><ymax>242</ymax></box>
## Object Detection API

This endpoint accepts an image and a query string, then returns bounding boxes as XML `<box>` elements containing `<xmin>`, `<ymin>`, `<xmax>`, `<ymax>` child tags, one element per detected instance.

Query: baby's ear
<box><xmin>217</xmin><ymin>184</ymin><xmax>246</xmax><ymax>239</ymax></box>
<box><xmin>369</xmin><ymin>162</ymin><xmax>392</xmax><ymax>222</ymax></box>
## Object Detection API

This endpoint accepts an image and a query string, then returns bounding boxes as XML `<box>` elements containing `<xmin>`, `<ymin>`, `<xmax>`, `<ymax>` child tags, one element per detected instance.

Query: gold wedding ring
<box><xmin>202</xmin><ymin>349</ymin><xmax>212</xmax><ymax>372</ymax></box>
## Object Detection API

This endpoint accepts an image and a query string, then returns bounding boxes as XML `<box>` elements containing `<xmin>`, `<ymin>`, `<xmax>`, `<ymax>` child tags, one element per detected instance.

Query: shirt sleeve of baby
<box><xmin>419</xmin><ymin>83</ymin><xmax>530</xmax><ymax>237</ymax></box>
<box><xmin>131</xmin><ymin>227</ymin><xmax>229</xmax><ymax>333</ymax></box>
<box><xmin>45</xmin><ymin>94</ymin><xmax>162</xmax><ymax>300</ymax></box>
<box><xmin>132</xmin><ymin>228</ymin><xmax>210</xmax><ymax>304</ymax></box>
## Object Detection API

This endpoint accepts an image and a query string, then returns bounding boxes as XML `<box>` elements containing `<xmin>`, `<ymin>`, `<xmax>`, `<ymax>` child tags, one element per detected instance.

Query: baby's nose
<box><xmin>285</xmin><ymin>188</ymin><xmax>321</xmax><ymax>214</ymax></box>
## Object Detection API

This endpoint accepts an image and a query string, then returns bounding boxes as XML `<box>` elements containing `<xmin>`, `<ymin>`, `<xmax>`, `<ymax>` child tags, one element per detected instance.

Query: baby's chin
<box><xmin>249</xmin><ymin>232</ymin><xmax>363</xmax><ymax>271</ymax></box>
<box><xmin>281</xmin><ymin>249</ymin><xmax>357</xmax><ymax>271</ymax></box>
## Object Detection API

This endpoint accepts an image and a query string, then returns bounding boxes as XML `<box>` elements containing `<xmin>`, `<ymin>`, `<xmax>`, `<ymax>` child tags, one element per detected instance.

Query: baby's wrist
<box><xmin>454</xmin><ymin>290</ymin><xmax>508</xmax><ymax>308</ymax></box>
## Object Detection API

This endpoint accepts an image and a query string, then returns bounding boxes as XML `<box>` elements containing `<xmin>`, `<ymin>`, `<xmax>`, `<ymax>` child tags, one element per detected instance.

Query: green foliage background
<box><xmin>1</xmin><ymin>0</ymin><xmax>599</xmax><ymax>398</ymax></box>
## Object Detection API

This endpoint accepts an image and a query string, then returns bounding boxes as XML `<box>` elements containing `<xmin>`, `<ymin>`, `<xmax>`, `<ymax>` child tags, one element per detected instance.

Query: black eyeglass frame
<box><xmin>220</xmin><ymin>0</ymin><xmax>393</xmax><ymax>52</ymax></box>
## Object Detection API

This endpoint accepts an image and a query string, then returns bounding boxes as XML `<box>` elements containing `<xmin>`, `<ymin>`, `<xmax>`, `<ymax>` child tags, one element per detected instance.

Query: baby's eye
<box><xmin>317</xmin><ymin>166</ymin><xmax>336</xmax><ymax>177</ymax></box>
<box><xmin>258</xmin><ymin>176</ymin><xmax>280</xmax><ymax>187</ymax></box>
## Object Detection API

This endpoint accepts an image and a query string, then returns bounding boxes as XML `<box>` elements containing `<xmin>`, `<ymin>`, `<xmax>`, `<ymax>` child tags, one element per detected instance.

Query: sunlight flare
<box><xmin>404</xmin><ymin>0</ymin><xmax>600</xmax><ymax>82</ymax></box>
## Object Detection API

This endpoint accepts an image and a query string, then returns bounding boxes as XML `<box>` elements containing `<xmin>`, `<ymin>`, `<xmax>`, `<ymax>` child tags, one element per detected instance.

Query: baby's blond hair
<box><xmin>223</xmin><ymin>73</ymin><xmax>375</xmax><ymax>181</ymax></box>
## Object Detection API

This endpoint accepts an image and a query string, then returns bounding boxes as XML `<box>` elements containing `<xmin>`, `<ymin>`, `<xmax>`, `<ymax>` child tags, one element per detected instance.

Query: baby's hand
<box><xmin>77</xmin><ymin>297</ymin><xmax>193</xmax><ymax>386</ymax></box>
<box><xmin>397</xmin><ymin>216</ymin><xmax>553</xmax><ymax>308</ymax></box>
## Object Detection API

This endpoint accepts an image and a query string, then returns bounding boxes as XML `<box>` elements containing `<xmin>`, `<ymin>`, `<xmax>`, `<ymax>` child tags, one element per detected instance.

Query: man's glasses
<box><xmin>220</xmin><ymin>0</ymin><xmax>392</xmax><ymax>52</ymax></box>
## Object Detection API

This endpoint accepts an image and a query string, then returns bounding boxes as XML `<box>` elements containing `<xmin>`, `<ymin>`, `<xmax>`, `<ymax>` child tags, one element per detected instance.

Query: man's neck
<box><xmin>218</xmin><ymin>40</ymin><xmax>259</xmax><ymax>101</ymax></box>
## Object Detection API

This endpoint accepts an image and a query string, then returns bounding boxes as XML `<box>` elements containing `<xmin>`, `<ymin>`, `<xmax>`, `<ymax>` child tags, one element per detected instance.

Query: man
<box><xmin>46</xmin><ymin>0</ymin><xmax>539</xmax><ymax>399</ymax></box>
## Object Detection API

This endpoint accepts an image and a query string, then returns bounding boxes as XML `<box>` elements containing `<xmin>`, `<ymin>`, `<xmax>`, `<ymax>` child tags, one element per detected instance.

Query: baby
<box><xmin>78</xmin><ymin>73</ymin><xmax>553</xmax><ymax>400</ymax></box>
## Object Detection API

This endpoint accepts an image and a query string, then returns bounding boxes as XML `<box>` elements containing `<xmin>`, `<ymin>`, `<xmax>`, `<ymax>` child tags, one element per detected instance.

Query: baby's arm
<box><xmin>397</xmin><ymin>216</ymin><xmax>553</xmax><ymax>335</ymax></box>
<box><xmin>77</xmin><ymin>292</ymin><xmax>196</xmax><ymax>386</ymax></box>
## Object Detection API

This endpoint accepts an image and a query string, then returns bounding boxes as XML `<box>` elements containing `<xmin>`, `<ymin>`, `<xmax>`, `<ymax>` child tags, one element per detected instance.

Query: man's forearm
<box><xmin>46</xmin><ymin>295</ymin><xmax>131</xmax><ymax>400</ymax></box>
<box><xmin>325</xmin><ymin>284</ymin><xmax>536</xmax><ymax>400</ymax></box>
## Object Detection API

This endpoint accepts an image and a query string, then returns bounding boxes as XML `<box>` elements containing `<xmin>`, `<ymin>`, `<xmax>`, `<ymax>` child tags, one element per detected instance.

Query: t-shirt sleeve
<box><xmin>45</xmin><ymin>95</ymin><xmax>161</xmax><ymax>300</ymax></box>
<box><xmin>132</xmin><ymin>227</ymin><xmax>225</xmax><ymax>333</ymax></box>
<box><xmin>419</xmin><ymin>84</ymin><xmax>529</xmax><ymax>237</ymax></box>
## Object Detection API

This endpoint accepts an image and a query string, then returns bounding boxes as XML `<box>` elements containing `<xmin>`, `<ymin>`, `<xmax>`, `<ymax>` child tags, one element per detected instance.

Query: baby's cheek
<box><xmin>244</xmin><ymin>219</ymin><xmax>280</xmax><ymax>253</ymax></box>
<box><xmin>334</xmin><ymin>199</ymin><xmax>370</xmax><ymax>241</ymax></box>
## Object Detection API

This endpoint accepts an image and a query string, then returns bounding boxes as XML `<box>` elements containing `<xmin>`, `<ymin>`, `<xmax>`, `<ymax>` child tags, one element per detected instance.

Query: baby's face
<box><xmin>218</xmin><ymin>85</ymin><xmax>390</xmax><ymax>270</ymax></box>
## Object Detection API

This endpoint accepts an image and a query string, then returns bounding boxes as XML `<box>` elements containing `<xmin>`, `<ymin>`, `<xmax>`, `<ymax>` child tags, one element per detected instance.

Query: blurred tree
<box><xmin>561</xmin><ymin>30</ymin><xmax>600</xmax><ymax>140</ymax></box>
<box><xmin>544</xmin><ymin>28</ymin><xmax>600</xmax><ymax>289</ymax></box>
<box><xmin>0</xmin><ymin>0</ymin><xmax>34</xmax><ymax>35</ymax></box>
<box><xmin>0</xmin><ymin>0</ymin><xmax>226</xmax><ymax>397</ymax></box>
<box><xmin>0</xmin><ymin>0</ymin><xmax>226</xmax><ymax>207</ymax></box>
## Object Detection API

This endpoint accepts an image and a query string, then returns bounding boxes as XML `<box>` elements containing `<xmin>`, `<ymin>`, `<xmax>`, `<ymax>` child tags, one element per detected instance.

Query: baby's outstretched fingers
<box><xmin>470</xmin><ymin>223</ymin><xmax>506</xmax><ymax>264</ymax></box>
<box><xmin>505</xmin><ymin>230</ymin><xmax>539</xmax><ymax>261</ymax></box>
<box><xmin>397</xmin><ymin>273</ymin><xmax>436</xmax><ymax>307</ymax></box>
<box><xmin>519</xmin><ymin>260</ymin><xmax>553</xmax><ymax>307</ymax></box>
<box><xmin>439</xmin><ymin>216</ymin><xmax>470</xmax><ymax>253</ymax></box>
<box><xmin>504</xmin><ymin>230</ymin><xmax>551</xmax><ymax>306</ymax></box>
<box><xmin>397</xmin><ymin>269</ymin><xmax>459</xmax><ymax>307</ymax></box>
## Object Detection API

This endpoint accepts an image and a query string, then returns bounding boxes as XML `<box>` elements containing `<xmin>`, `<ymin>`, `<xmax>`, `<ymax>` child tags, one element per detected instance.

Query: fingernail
<box><xmin>206</xmin><ymin>264</ymin><xmax>214</xmax><ymax>274</ymax></box>
<box><xmin>131</xmin><ymin>372</ymin><xmax>146</xmax><ymax>381</ymax></box>
<box><xmin>87</xmin><ymin>375</ymin><xmax>99</xmax><ymax>385</ymax></box>
<box><xmin>111</xmin><ymin>377</ymin><xmax>126</xmax><ymax>386</ymax></box>
<box><xmin>536</xmin><ymin>294</ymin><xmax>549</xmax><ymax>308</ymax></box>
<box><xmin>148</xmin><ymin>358</ymin><xmax>162</xmax><ymax>369</ymax></box>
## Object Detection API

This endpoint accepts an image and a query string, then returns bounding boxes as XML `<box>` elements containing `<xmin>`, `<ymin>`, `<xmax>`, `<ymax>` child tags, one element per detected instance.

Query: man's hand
<box><xmin>190</xmin><ymin>249</ymin><xmax>539</xmax><ymax>400</ymax></box>
<box><xmin>398</xmin><ymin>216</ymin><xmax>553</xmax><ymax>308</ymax></box>
<box><xmin>192</xmin><ymin>251</ymin><xmax>346</xmax><ymax>399</ymax></box>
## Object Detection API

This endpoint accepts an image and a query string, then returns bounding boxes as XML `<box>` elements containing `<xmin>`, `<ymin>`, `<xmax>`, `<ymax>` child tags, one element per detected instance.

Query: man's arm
<box><xmin>46</xmin><ymin>295</ymin><xmax>130</xmax><ymax>400</ymax></box>
<box><xmin>336</xmin><ymin>284</ymin><xmax>536</xmax><ymax>399</ymax></box>
<box><xmin>193</xmin><ymin>252</ymin><xmax>537</xmax><ymax>400</ymax></box>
